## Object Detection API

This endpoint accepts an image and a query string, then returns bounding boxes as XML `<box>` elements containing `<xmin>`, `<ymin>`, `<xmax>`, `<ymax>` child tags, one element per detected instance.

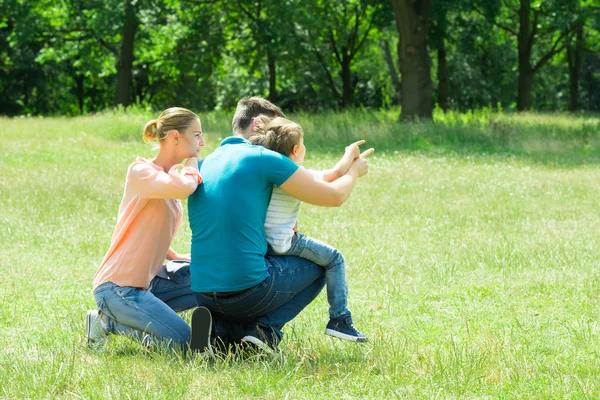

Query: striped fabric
<box><xmin>265</xmin><ymin>169</ymin><xmax>322</xmax><ymax>253</ymax></box>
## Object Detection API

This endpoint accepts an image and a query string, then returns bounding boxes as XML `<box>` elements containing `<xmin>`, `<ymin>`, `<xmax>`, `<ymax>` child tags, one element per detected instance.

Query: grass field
<box><xmin>1</xmin><ymin>109</ymin><xmax>600</xmax><ymax>398</ymax></box>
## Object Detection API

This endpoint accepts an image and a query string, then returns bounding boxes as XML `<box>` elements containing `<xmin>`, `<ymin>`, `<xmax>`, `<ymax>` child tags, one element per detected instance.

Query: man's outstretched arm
<box><xmin>280</xmin><ymin>147</ymin><xmax>374</xmax><ymax>207</ymax></box>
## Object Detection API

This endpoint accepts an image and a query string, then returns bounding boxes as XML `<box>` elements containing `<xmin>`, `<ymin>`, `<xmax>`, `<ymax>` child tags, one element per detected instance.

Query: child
<box><xmin>249</xmin><ymin>116</ymin><xmax>367</xmax><ymax>342</ymax></box>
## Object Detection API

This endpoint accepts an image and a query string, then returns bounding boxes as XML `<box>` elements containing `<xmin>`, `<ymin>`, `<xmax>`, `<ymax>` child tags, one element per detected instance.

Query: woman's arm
<box><xmin>129</xmin><ymin>157</ymin><xmax>201</xmax><ymax>199</ymax></box>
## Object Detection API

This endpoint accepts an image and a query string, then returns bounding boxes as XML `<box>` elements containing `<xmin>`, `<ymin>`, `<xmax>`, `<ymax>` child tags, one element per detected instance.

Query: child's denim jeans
<box><xmin>269</xmin><ymin>233</ymin><xmax>350</xmax><ymax>319</ymax></box>
<box><xmin>93</xmin><ymin>261</ymin><xmax>197</xmax><ymax>349</ymax></box>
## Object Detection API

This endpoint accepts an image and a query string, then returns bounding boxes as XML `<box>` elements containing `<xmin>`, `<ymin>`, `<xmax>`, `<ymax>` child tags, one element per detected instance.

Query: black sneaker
<box><xmin>191</xmin><ymin>306</ymin><xmax>214</xmax><ymax>356</ymax></box>
<box><xmin>325</xmin><ymin>315</ymin><xmax>368</xmax><ymax>342</ymax></box>
<box><xmin>241</xmin><ymin>325</ymin><xmax>280</xmax><ymax>353</ymax></box>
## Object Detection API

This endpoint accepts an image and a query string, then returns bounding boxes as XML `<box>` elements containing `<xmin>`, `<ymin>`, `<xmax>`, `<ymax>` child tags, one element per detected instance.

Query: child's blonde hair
<box><xmin>248</xmin><ymin>116</ymin><xmax>303</xmax><ymax>156</ymax></box>
<box><xmin>142</xmin><ymin>107</ymin><xmax>198</xmax><ymax>144</ymax></box>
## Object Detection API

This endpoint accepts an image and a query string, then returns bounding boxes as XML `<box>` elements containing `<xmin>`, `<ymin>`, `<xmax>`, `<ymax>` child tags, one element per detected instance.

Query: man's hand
<box><xmin>349</xmin><ymin>147</ymin><xmax>375</xmax><ymax>178</ymax></box>
<box><xmin>280</xmin><ymin>144</ymin><xmax>374</xmax><ymax>207</ymax></box>
<box><xmin>293</xmin><ymin>221</ymin><xmax>299</xmax><ymax>232</ymax></box>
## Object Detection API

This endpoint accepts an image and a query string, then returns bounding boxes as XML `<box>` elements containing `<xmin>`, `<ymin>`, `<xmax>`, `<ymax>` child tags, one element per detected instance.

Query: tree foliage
<box><xmin>0</xmin><ymin>0</ymin><xmax>598</xmax><ymax>116</ymax></box>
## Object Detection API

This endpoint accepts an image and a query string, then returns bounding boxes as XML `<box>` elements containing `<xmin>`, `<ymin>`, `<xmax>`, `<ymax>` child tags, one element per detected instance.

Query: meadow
<box><xmin>1</xmin><ymin>109</ymin><xmax>600</xmax><ymax>398</ymax></box>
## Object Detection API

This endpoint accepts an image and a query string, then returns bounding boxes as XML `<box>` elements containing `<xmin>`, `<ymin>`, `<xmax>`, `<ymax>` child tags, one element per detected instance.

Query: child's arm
<box><xmin>320</xmin><ymin>140</ymin><xmax>365</xmax><ymax>182</ymax></box>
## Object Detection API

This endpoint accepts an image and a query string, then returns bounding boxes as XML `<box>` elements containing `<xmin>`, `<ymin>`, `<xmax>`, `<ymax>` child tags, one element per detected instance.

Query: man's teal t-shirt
<box><xmin>188</xmin><ymin>137</ymin><xmax>299</xmax><ymax>292</ymax></box>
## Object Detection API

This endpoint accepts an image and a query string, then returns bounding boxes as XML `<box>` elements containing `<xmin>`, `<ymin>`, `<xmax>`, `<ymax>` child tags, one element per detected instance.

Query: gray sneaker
<box><xmin>86</xmin><ymin>310</ymin><xmax>107</xmax><ymax>345</ymax></box>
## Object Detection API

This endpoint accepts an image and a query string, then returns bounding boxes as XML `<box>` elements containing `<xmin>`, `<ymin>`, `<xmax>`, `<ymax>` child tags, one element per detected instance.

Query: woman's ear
<box><xmin>291</xmin><ymin>144</ymin><xmax>299</xmax><ymax>156</ymax></box>
<box><xmin>171</xmin><ymin>130</ymin><xmax>180</xmax><ymax>143</ymax></box>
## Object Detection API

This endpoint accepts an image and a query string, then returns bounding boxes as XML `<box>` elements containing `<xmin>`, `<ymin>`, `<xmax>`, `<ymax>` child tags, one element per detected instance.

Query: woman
<box><xmin>86</xmin><ymin>107</ymin><xmax>205</xmax><ymax>349</ymax></box>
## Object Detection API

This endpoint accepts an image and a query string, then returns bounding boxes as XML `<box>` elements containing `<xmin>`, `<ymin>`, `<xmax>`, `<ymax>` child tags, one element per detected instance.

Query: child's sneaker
<box><xmin>242</xmin><ymin>325</ymin><xmax>280</xmax><ymax>353</ymax></box>
<box><xmin>191</xmin><ymin>306</ymin><xmax>215</xmax><ymax>356</ymax></box>
<box><xmin>325</xmin><ymin>315</ymin><xmax>367</xmax><ymax>342</ymax></box>
<box><xmin>85</xmin><ymin>310</ymin><xmax>108</xmax><ymax>346</ymax></box>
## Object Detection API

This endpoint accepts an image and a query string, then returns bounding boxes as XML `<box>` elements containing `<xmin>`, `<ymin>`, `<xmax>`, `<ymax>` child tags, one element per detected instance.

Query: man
<box><xmin>188</xmin><ymin>97</ymin><xmax>372</xmax><ymax>353</ymax></box>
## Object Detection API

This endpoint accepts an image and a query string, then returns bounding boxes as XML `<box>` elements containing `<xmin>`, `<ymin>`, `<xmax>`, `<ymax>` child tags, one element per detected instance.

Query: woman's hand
<box><xmin>185</xmin><ymin>157</ymin><xmax>199</xmax><ymax>169</ymax></box>
<box><xmin>172</xmin><ymin>253</ymin><xmax>191</xmax><ymax>262</ymax></box>
<box><xmin>166</xmin><ymin>248</ymin><xmax>191</xmax><ymax>262</ymax></box>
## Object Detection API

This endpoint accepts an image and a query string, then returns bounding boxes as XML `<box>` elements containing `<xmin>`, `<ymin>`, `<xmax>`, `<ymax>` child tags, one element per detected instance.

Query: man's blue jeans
<box><xmin>93</xmin><ymin>263</ymin><xmax>197</xmax><ymax>349</ymax></box>
<box><xmin>269</xmin><ymin>233</ymin><xmax>350</xmax><ymax>319</ymax></box>
<box><xmin>194</xmin><ymin>255</ymin><xmax>326</xmax><ymax>342</ymax></box>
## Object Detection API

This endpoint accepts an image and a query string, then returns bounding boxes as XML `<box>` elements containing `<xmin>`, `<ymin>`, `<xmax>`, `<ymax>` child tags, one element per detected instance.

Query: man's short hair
<box><xmin>232</xmin><ymin>97</ymin><xmax>285</xmax><ymax>137</ymax></box>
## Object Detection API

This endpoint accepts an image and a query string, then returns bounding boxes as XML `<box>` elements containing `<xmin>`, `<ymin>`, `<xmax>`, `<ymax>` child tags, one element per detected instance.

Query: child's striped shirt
<box><xmin>265</xmin><ymin>168</ymin><xmax>322</xmax><ymax>253</ymax></box>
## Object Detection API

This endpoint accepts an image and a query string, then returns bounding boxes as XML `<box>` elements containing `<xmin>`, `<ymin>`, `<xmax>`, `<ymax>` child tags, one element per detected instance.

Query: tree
<box><xmin>299</xmin><ymin>0</ymin><xmax>386</xmax><ymax>108</ymax></box>
<box><xmin>32</xmin><ymin>0</ymin><xmax>140</xmax><ymax>110</ymax></box>
<box><xmin>475</xmin><ymin>0</ymin><xmax>580</xmax><ymax>111</ymax></box>
<box><xmin>565</xmin><ymin>2</ymin><xmax>599</xmax><ymax>112</ymax></box>
<box><xmin>133</xmin><ymin>0</ymin><xmax>225</xmax><ymax>111</ymax></box>
<box><xmin>581</xmin><ymin>8</ymin><xmax>600</xmax><ymax>111</ymax></box>
<box><xmin>59</xmin><ymin>0</ymin><xmax>143</xmax><ymax>108</ymax></box>
<box><xmin>220</xmin><ymin>0</ymin><xmax>292</xmax><ymax>102</ymax></box>
<box><xmin>389</xmin><ymin>0</ymin><xmax>433</xmax><ymax>120</ymax></box>
<box><xmin>380</xmin><ymin>38</ymin><xmax>401</xmax><ymax>105</ymax></box>
<box><xmin>114</xmin><ymin>0</ymin><xmax>139</xmax><ymax>107</ymax></box>
<box><xmin>566</xmin><ymin>20</ymin><xmax>584</xmax><ymax>112</ymax></box>
<box><xmin>430</xmin><ymin>0</ymin><xmax>455</xmax><ymax>112</ymax></box>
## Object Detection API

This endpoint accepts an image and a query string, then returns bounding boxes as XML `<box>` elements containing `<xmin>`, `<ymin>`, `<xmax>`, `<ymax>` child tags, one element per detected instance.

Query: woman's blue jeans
<box><xmin>93</xmin><ymin>263</ymin><xmax>197</xmax><ymax>349</ymax></box>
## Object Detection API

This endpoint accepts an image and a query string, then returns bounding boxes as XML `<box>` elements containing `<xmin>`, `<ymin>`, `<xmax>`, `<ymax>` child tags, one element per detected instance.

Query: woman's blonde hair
<box><xmin>248</xmin><ymin>116</ymin><xmax>303</xmax><ymax>156</ymax></box>
<box><xmin>142</xmin><ymin>107</ymin><xmax>198</xmax><ymax>144</ymax></box>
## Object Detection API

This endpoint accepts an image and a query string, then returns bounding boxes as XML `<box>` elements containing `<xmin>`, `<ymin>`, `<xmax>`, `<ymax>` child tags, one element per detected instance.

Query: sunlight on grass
<box><xmin>1</xmin><ymin>111</ymin><xmax>600</xmax><ymax>398</ymax></box>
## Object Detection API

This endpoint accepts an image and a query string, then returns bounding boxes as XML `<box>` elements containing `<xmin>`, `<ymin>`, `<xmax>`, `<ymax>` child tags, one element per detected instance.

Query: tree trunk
<box><xmin>74</xmin><ymin>73</ymin><xmax>84</xmax><ymax>115</ymax></box>
<box><xmin>380</xmin><ymin>39</ymin><xmax>401</xmax><ymax>104</ymax></box>
<box><xmin>583</xmin><ymin>52</ymin><xmax>600</xmax><ymax>111</ymax></box>
<box><xmin>389</xmin><ymin>0</ymin><xmax>433</xmax><ymax>121</ymax></box>
<box><xmin>437</xmin><ymin>39</ymin><xmax>449</xmax><ymax>111</ymax></box>
<box><xmin>134</xmin><ymin>66</ymin><xmax>148</xmax><ymax>104</ymax></box>
<box><xmin>341</xmin><ymin>50</ymin><xmax>352</xmax><ymax>108</ymax></box>
<box><xmin>267</xmin><ymin>48</ymin><xmax>277</xmax><ymax>102</ymax></box>
<box><xmin>517</xmin><ymin>66</ymin><xmax>534</xmax><ymax>111</ymax></box>
<box><xmin>567</xmin><ymin>23</ymin><xmax>584</xmax><ymax>112</ymax></box>
<box><xmin>516</xmin><ymin>0</ymin><xmax>532</xmax><ymax>111</ymax></box>
<box><xmin>115</xmin><ymin>0</ymin><xmax>138</xmax><ymax>108</ymax></box>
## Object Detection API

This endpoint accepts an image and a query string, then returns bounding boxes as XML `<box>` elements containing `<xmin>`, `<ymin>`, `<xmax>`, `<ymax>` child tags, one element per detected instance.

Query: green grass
<box><xmin>1</xmin><ymin>110</ymin><xmax>600</xmax><ymax>398</ymax></box>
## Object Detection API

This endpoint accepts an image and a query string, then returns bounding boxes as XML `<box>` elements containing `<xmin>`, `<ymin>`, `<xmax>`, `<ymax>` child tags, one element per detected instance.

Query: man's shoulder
<box><xmin>211</xmin><ymin>141</ymin><xmax>265</xmax><ymax>158</ymax></box>
<box><xmin>240</xmin><ymin>145</ymin><xmax>294</xmax><ymax>168</ymax></box>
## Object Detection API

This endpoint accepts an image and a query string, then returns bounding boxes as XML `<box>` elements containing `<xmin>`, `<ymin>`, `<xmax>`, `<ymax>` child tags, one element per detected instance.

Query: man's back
<box><xmin>188</xmin><ymin>137</ymin><xmax>298</xmax><ymax>292</ymax></box>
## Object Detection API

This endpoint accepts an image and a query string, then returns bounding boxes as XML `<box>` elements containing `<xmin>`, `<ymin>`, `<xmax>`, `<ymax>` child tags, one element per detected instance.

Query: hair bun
<box><xmin>142</xmin><ymin>119</ymin><xmax>159</xmax><ymax>143</ymax></box>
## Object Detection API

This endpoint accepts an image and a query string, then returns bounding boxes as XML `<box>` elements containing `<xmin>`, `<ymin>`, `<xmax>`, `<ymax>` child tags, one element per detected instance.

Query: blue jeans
<box><xmin>93</xmin><ymin>263</ymin><xmax>197</xmax><ymax>349</ymax></box>
<box><xmin>269</xmin><ymin>233</ymin><xmax>350</xmax><ymax>319</ymax></box>
<box><xmin>194</xmin><ymin>255</ymin><xmax>326</xmax><ymax>341</ymax></box>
